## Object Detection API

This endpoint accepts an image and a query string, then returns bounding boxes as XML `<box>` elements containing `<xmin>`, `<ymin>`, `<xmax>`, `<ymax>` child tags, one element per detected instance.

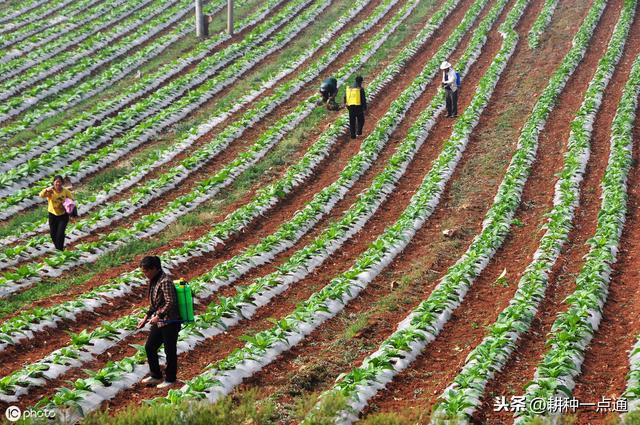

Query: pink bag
<box><xmin>63</xmin><ymin>198</ymin><xmax>76</xmax><ymax>215</ymax></box>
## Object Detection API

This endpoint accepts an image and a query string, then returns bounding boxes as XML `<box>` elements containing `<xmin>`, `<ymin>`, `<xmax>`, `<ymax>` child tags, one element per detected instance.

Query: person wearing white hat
<box><xmin>440</xmin><ymin>60</ymin><xmax>459</xmax><ymax>118</ymax></box>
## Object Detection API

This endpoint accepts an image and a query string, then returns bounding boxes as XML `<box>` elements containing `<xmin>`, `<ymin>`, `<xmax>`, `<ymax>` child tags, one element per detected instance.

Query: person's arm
<box><xmin>155</xmin><ymin>277</ymin><xmax>178</xmax><ymax>320</ymax></box>
<box><xmin>39</xmin><ymin>187</ymin><xmax>52</xmax><ymax>198</ymax></box>
<box><xmin>361</xmin><ymin>88</ymin><xmax>367</xmax><ymax>111</ymax></box>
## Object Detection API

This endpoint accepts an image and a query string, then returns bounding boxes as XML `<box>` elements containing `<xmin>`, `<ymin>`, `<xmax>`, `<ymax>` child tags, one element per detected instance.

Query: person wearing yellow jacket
<box><xmin>39</xmin><ymin>175</ymin><xmax>73</xmax><ymax>251</ymax></box>
<box><xmin>344</xmin><ymin>75</ymin><xmax>367</xmax><ymax>139</ymax></box>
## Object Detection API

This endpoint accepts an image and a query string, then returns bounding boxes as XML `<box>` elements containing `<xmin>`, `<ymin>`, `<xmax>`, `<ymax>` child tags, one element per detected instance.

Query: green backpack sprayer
<box><xmin>174</xmin><ymin>278</ymin><xmax>195</xmax><ymax>323</ymax></box>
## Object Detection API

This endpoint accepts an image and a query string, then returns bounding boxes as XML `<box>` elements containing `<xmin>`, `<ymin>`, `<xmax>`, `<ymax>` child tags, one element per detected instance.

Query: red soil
<box><xmin>2</xmin><ymin>1</ymin><xmax>637</xmax><ymax>423</ymax></box>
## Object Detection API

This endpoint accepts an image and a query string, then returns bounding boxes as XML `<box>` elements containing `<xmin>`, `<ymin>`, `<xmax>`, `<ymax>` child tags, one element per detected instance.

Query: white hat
<box><xmin>440</xmin><ymin>61</ymin><xmax>451</xmax><ymax>70</ymax></box>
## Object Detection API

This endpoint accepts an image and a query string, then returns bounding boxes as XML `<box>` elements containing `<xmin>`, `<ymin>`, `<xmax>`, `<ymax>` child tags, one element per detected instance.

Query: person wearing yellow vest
<box><xmin>344</xmin><ymin>75</ymin><xmax>367</xmax><ymax>139</ymax></box>
<box><xmin>39</xmin><ymin>175</ymin><xmax>73</xmax><ymax>251</ymax></box>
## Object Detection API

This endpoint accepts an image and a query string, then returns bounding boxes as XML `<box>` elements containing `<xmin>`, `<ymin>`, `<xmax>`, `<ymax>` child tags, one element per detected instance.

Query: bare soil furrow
<box><xmin>472</xmin><ymin>1</ymin><xmax>640</xmax><ymax>423</ymax></box>
<box><xmin>570</xmin><ymin>24</ymin><xmax>640</xmax><ymax>425</ymax></box>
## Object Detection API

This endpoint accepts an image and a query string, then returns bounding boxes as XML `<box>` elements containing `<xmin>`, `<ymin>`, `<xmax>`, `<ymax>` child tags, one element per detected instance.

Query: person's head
<box><xmin>440</xmin><ymin>61</ymin><xmax>451</xmax><ymax>72</ymax></box>
<box><xmin>52</xmin><ymin>175</ymin><xmax>64</xmax><ymax>191</ymax></box>
<box><xmin>140</xmin><ymin>256</ymin><xmax>162</xmax><ymax>280</ymax></box>
<box><xmin>355</xmin><ymin>75</ymin><xmax>363</xmax><ymax>86</ymax></box>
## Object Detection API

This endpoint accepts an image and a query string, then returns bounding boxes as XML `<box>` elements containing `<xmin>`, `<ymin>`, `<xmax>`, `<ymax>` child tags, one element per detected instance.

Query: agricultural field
<box><xmin>0</xmin><ymin>0</ymin><xmax>639</xmax><ymax>423</ymax></box>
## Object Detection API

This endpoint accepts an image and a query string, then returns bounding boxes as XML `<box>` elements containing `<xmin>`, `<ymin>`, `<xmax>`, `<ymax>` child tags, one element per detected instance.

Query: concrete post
<box><xmin>227</xmin><ymin>0</ymin><xmax>234</xmax><ymax>35</ymax></box>
<box><xmin>195</xmin><ymin>0</ymin><xmax>206</xmax><ymax>39</ymax></box>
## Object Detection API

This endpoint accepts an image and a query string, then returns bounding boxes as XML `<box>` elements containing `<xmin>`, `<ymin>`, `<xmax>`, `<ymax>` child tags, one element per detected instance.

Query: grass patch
<box><xmin>72</xmin><ymin>139</ymin><xmax>173</xmax><ymax>198</ymax></box>
<box><xmin>360</xmin><ymin>411</ymin><xmax>417</xmax><ymax>425</ymax></box>
<box><xmin>526</xmin><ymin>415</ymin><xmax>577</xmax><ymax>425</ymax></box>
<box><xmin>620</xmin><ymin>411</ymin><xmax>640</xmax><ymax>425</ymax></box>
<box><xmin>94</xmin><ymin>236</ymin><xmax>165</xmax><ymax>269</ymax></box>
<box><xmin>0</xmin><ymin>208</ymin><xmax>46</xmax><ymax>239</ymax></box>
<box><xmin>344</xmin><ymin>314</ymin><xmax>369</xmax><ymax>339</ymax></box>
<box><xmin>62</xmin><ymin>390</ymin><xmax>276</xmax><ymax>425</ymax></box>
<box><xmin>293</xmin><ymin>391</ymin><xmax>349</xmax><ymax>425</ymax></box>
<box><xmin>75</xmin><ymin>166</ymin><xmax>132</xmax><ymax>201</ymax></box>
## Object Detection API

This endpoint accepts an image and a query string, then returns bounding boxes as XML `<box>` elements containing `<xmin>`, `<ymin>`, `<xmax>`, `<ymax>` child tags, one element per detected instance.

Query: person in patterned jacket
<box><xmin>137</xmin><ymin>256</ymin><xmax>181</xmax><ymax>388</ymax></box>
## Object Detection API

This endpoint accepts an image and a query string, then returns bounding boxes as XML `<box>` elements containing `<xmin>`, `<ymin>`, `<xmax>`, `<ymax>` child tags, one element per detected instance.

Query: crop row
<box><xmin>0</xmin><ymin>0</ymin><xmax>227</xmax><ymax>138</ymax></box>
<box><xmin>527</xmin><ymin>0</ymin><xmax>559</xmax><ymax>48</ymax></box>
<box><xmin>514</xmin><ymin>6</ymin><xmax>639</xmax><ymax>423</ymax></box>
<box><xmin>622</xmin><ymin>60</ymin><xmax>640</xmax><ymax>416</ymax></box>
<box><xmin>0</xmin><ymin>0</ymin><xmax>302</xmax><ymax>203</ymax></box>
<box><xmin>0</xmin><ymin>0</ymin><xmax>97</xmax><ymax>50</ymax></box>
<box><xmin>0</xmin><ymin>0</ymin><xmax>194</xmax><ymax>120</ymax></box>
<box><xmin>0</xmin><ymin>0</ymin><xmax>331</xmax><ymax>295</ymax></box>
<box><xmin>0</xmin><ymin>0</ymin><xmax>73</xmax><ymax>29</ymax></box>
<box><xmin>304</xmin><ymin>0</ymin><xmax>609</xmax><ymax>421</ymax></box>
<box><xmin>299</xmin><ymin>0</ymin><xmax>534</xmax><ymax>421</ymax></box>
<box><xmin>33</xmin><ymin>0</ymin><xmax>494</xmax><ymax>416</ymax></box>
<box><xmin>0</xmin><ymin>0</ymin><xmax>151</xmax><ymax>70</ymax></box>
<box><xmin>0</xmin><ymin>0</ymin><xmax>186</xmax><ymax>92</ymax></box>
<box><xmin>431</xmin><ymin>0</ymin><xmax>634</xmax><ymax>421</ymax></box>
<box><xmin>0</xmin><ymin>0</ymin><xmax>404</xmax><ymax>344</ymax></box>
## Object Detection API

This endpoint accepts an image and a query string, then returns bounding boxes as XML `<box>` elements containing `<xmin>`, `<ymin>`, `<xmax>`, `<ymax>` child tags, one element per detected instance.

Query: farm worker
<box><xmin>137</xmin><ymin>256</ymin><xmax>182</xmax><ymax>389</ymax></box>
<box><xmin>344</xmin><ymin>75</ymin><xmax>367</xmax><ymax>139</ymax></box>
<box><xmin>39</xmin><ymin>175</ymin><xmax>73</xmax><ymax>251</ymax></box>
<box><xmin>440</xmin><ymin>60</ymin><xmax>458</xmax><ymax>118</ymax></box>
<box><xmin>320</xmin><ymin>76</ymin><xmax>338</xmax><ymax>105</ymax></box>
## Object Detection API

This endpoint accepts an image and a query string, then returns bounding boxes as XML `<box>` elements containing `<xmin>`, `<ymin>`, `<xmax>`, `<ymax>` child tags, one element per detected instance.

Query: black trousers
<box><xmin>445</xmin><ymin>88</ymin><xmax>458</xmax><ymax>116</ymax></box>
<box><xmin>347</xmin><ymin>106</ymin><xmax>365</xmax><ymax>138</ymax></box>
<box><xmin>48</xmin><ymin>213</ymin><xmax>69</xmax><ymax>251</ymax></box>
<box><xmin>145</xmin><ymin>322</ymin><xmax>181</xmax><ymax>382</ymax></box>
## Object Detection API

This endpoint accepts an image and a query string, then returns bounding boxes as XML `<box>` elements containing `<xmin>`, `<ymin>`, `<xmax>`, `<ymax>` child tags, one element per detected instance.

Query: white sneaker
<box><xmin>142</xmin><ymin>376</ymin><xmax>162</xmax><ymax>385</ymax></box>
<box><xmin>156</xmin><ymin>380</ymin><xmax>177</xmax><ymax>389</ymax></box>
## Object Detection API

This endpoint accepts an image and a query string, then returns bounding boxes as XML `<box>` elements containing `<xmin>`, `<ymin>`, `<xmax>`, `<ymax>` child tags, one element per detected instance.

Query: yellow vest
<box><xmin>345</xmin><ymin>87</ymin><xmax>361</xmax><ymax>106</ymax></box>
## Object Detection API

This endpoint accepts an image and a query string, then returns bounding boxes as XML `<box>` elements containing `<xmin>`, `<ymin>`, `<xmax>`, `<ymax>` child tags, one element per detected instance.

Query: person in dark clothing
<box><xmin>39</xmin><ymin>175</ymin><xmax>73</xmax><ymax>251</ymax></box>
<box><xmin>344</xmin><ymin>75</ymin><xmax>367</xmax><ymax>139</ymax></box>
<box><xmin>440</xmin><ymin>60</ymin><xmax>459</xmax><ymax>118</ymax></box>
<box><xmin>137</xmin><ymin>256</ymin><xmax>181</xmax><ymax>388</ymax></box>
<box><xmin>319</xmin><ymin>76</ymin><xmax>338</xmax><ymax>103</ymax></box>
